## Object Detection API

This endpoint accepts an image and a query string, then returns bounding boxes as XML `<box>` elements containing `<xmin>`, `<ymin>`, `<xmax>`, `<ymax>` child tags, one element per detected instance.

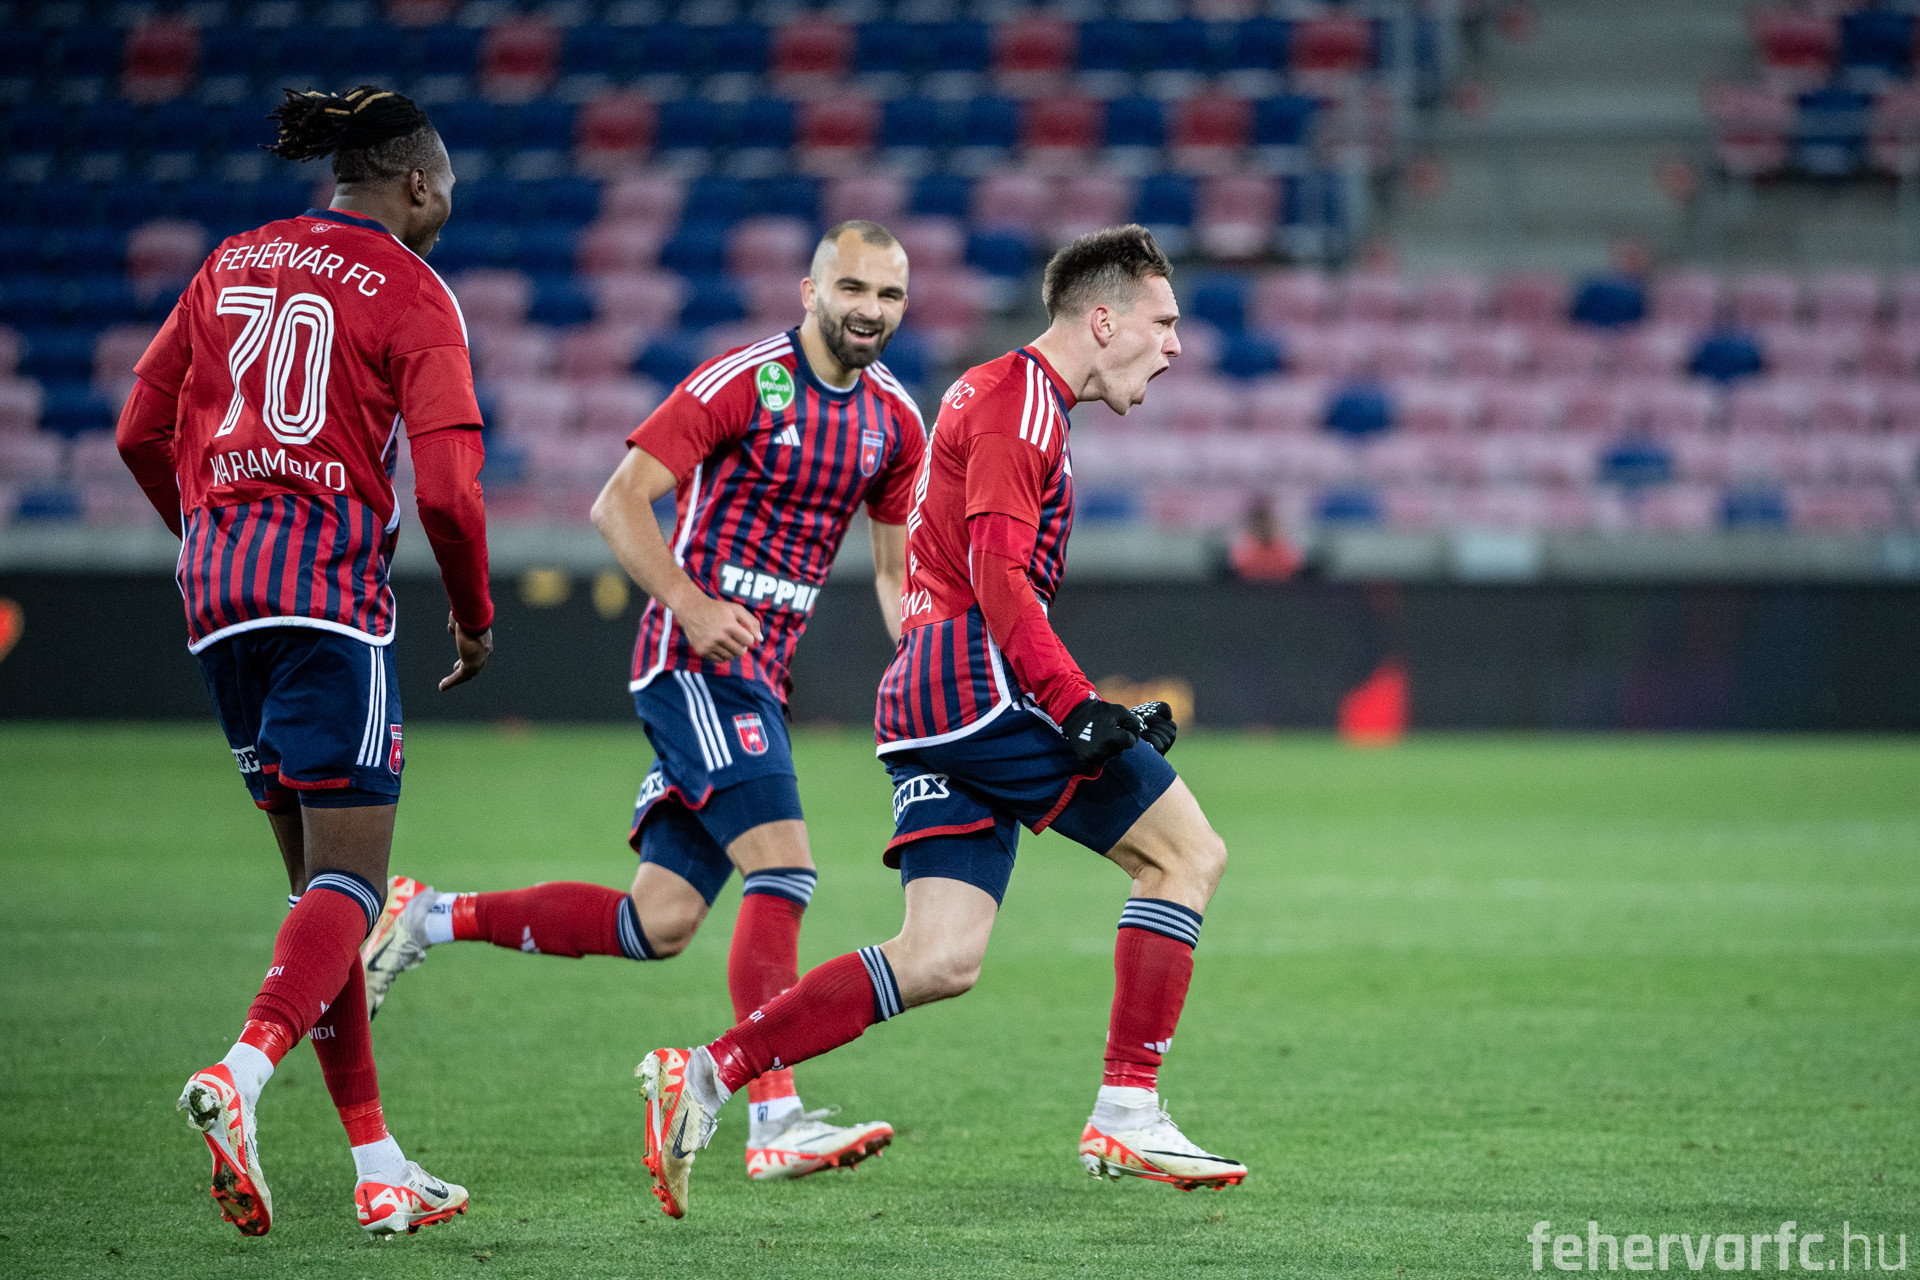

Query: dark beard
<box><xmin>818</xmin><ymin>308</ymin><xmax>893</xmax><ymax>370</ymax></box>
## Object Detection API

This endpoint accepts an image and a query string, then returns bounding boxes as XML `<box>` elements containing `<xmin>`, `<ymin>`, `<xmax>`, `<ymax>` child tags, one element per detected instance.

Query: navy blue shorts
<box><xmin>197</xmin><ymin>626</ymin><xmax>403</xmax><ymax>811</ymax></box>
<box><xmin>627</xmin><ymin>670</ymin><xmax>804</xmax><ymax>905</ymax></box>
<box><xmin>879</xmin><ymin>706</ymin><xmax>1178</xmax><ymax>905</ymax></box>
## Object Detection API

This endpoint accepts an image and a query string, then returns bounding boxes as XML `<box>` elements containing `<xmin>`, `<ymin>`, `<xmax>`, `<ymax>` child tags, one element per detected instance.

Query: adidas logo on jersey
<box><xmin>774</xmin><ymin>425</ymin><xmax>801</xmax><ymax>447</ymax></box>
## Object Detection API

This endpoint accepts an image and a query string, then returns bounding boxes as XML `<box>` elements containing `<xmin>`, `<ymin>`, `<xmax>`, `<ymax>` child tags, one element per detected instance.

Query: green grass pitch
<box><xmin>3</xmin><ymin>726</ymin><xmax>1917</xmax><ymax>1279</ymax></box>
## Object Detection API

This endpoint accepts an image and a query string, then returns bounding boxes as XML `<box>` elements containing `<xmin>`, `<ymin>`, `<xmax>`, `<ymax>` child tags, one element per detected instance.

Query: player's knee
<box><xmin>1190</xmin><ymin>830</ymin><xmax>1228</xmax><ymax>892</ymax></box>
<box><xmin>917</xmin><ymin>955</ymin><xmax>980</xmax><ymax>1003</ymax></box>
<box><xmin>632</xmin><ymin>891</ymin><xmax>701</xmax><ymax>958</ymax></box>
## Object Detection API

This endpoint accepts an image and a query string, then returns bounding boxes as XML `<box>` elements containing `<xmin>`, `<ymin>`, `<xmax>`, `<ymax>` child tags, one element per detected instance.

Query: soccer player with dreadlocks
<box><xmin>117</xmin><ymin>86</ymin><xmax>491</xmax><ymax>1238</ymax></box>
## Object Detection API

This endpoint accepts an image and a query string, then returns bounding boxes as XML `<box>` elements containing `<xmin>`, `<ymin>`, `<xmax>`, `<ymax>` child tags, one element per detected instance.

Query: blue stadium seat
<box><xmin>1220</xmin><ymin>333</ymin><xmax>1281</xmax><ymax>379</ymax></box>
<box><xmin>1255</xmin><ymin>96</ymin><xmax>1319</xmax><ymax>147</ymax></box>
<box><xmin>1077</xmin><ymin>21</ymin><xmax>1144</xmax><ymax>75</ymax></box>
<box><xmin>1142</xmin><ymin>20</ymin><xmax>1212</xmax><ymax>75</ymax></box>
<box><xmin>148</xmin><ymin>101</ymin><xmax>213</xmax><ymax>153</ymax></box>
<box><xmin>636</xmin><ymin>332</ymin><xmax>705</xmax><ymax>386</ymax></box>
<box><xmin>29</xmin><ymin>181</ymin><xmax>95</xmax><ymax>226</ymax></box>
<box><xmin>509</xmin><ymin>223</ymin><xmax>579</xmax><ymax>274</ymax></box>
<box><xmin>560</xmin><ymin>25</ymin><xmax>624</xmax><ymax>78</ymax></box>
<box><xmin>71</xmin><ymin>276</ymin><xmax>136</xmax><ymax>325</ymax></box>
<box><xmin>273</xmin><ymin>26</ymin><xmax>333</xmax><ymax>83</ymax></box>
<box><xmin>1281</xmin><ymin>173</ymin><xmax>1343</xmax><ymax>229</ymax></box>
<box><xmin>504</xmin><ymin>100</ymin><xmax>577</xmax><ymax>151</ymax></box>
<box><xmin>7</xmin><ymin>105</ymin><xmax>69</xmax><ymax>158</ymax></box>
<box><xmin>878</xmin><ymin>327</ymin><xmax>928</xmax><ymax>386</ymax></box>
<box><xmin>54</xmin><ymin>28</ymin><xmax>122</xmax><ymax>80</ymax></box>
<box><xmin>77</xmin><ymin>104</ymin><xmax>141</xmax><ymax>155</ymax></box>
<box><xmin>1324</xmin><ymin>384</ymin><xmax>1392</xmax><ymax>437</ymax></box>
<box><xmin>40</xmin><ymin>381</ymin><xmax>116</xmax><ymax>435</ymax></box>
<box><xmin>1105</xmin><ymin>96</ymin><xmax>1165</xmax><ymax>149</ymax></box>
<box><xmin>912</xmin><ymin>172</ymin><xmax>972</xmax><ymax>218</ymax></box>
<box><xmin>882</xmin><ymin>97</ymin><xmax>948</xmax><ymax>150</ymax></box>
<box><xmin>534</xmin><ymin>177</ymin><xmax>600</xmax><ymax>225</ymax></box>
<box><xmin>21</xmin><ymin>330</ymin><xmax>96</xmax><ymax>381</ymax></box>
<box><xmin>736</xmin><ymin>97</ymin><xmax>796</xmax><ymax>152</ymax></box>
<box><xmin>0</xmin><ymin>275</ymin><xmax>58</xmax><ymax>325</ymax></box>
<box><xmin>1795</xmin><ymin>88</ymin><xmax>1871</xmax><ymax>176</ymax></box>
<box><xmin>1689</xmin><ymin>330</ymin><xmax>1764</xmax><ymax>382</ymax></box>
<box><xmin>435</xmin><ymin>101</ymin><xmax>501</xmax><ymax>153</ymax></box>
<box><xmin>527</xmin><ymin>274</ymin><xmax>594</xmax><ymax>327</ymax></box>
<box><xmin>161</xmin><ymin>180</ymin><xmax>241</xmax><ymax>226</ymax></box>
<box><xmin>1571</xmin><ymin>275</ymin><xmax>1646</xmax><ymax>328</ymax></box>
<box><xmin>660</xmin><ymin>222</ymin><xmax>731</xmax><ymax>276</ymax></box>
<box><xmin>961</xmin><ymin>96</ymin><xmax>1019</xmax><ymax>149</ymax></box>
<box><xmin>417</xmin><ymin>25</ymin><xmax>483</xmax><ymax>77</ymax></box>
<box><xmin>0</xmin><ymin>30</ymin><xmax>44</xmax><ymax>81</ymax></box>
<box><xmin>339</xmin><ymin>25</ymin><xmax>405</xmax><ymax>81</ymax></box>
<box><xmin>218</xmin><ymin>105</ymin><xmax>276</xmax><ymax>155</ymax></box>
<box><xmin>200</xmin><ymin>28</ymin><xmax>263</xmax><ymax>81</ymax></box>
<box><xmin>1189</xmin><ymin>278</ymin><xmax>1246</xmax><ymax>332</ymax></box>
<box><xmin>242</xmin><ymin>183</ymin><xmax>311</xmax><ymax>225</ymax></box>
<box><xmin>932</xmin><ymin>21</ymin><xmax>992</xmax><ymax>73</ymax></box>
<box><xmin>680</xmin><ymin>275</ymin><xmax>746</xmax><ymax>328</ymax></box>
<box><xmin>1315</xmin><ymin>486</ymin><xmax>1382</xmax><ymax>523</ymax></box>
<box><xmin>760</xmin><ymin>174</ymin><xmax>820</xmax><ymax>223</ymax></box>
<box><xmin>0</xmin><ymin>227</ymin><xmax>37</xmax><ymax>264</ymax></box>
<box><xmin>1133</xmin><ymin>173</ymin><xmax>1194</xmax><ymax>227</ymax></box>
<box><xmin>686</xmin><ymin>175</ymin><xmax>754</xmax><ymax>223</ymax></box>
<box><xmin>1598</xmin><ymin>440</ymin><xmax>1674</xmax><ymax>487</ymax></box>
<box><xmin>431</xmin><ymin>221</ymin><xmax>513</xmax><ymax>272</ymax></box>
<box><xmin>40</xmin><ymin>227</ymin><xmax>125</xmax><ymax>271</ymax></box>
<box><xmin>1075</xmin><ymin>489</ymin><xmax>1138</xmax><ymax>522</ymax></box>
<box><xmin>1226</xmin><ymin>18</ymin><xmax>1292</xmax><ymax>72</ymax></box>
<box><xmin>857</xmin><ymin>22</ymin><xmax>927</xmax><ymax>77</ymax></box>
<box><xmin>1839</xmin><ymin>11</ymin><xmax>1913</xmax><ymax>83</ymax></box>
<box><xmin>16</xmin><ymin>487</ymin><xmax>84</xmax><ymax>521</ymax></box>
<box><xmin>1721</xmin><ymin>486</ymin><xmax>1788</xmax><ymax>528</ymax></box>
<box><xmin>655</xmin><ymin>99</ymin><xmax>718</xmax><ymax>152</ymax></box>
<box><xmin>706</xmin><ymin>24</ymin><xmax>771</xmax><ymax>77</ymax></box>
<box><xmin>966</xmin><ymin>231</ymin><xmax>1029</xmax><ymax>278</ymax></box>
<box><xmin>462</xmin><ymin>178</ymin><xmax>523</xmax><ymax>223</ymax></box>
<box><xmin>633</xmin><ymin>26</ymin><xmax>695</xmax><ymax>79</ymax></box>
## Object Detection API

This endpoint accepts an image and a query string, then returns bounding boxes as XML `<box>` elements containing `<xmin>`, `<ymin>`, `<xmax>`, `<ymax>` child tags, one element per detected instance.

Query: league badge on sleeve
<box><xmin>859</xmin><ymin>428</ymin><xmax>885</xmax><ymax>477</ymax></box>
<box><xmin>733</xmin><ymin>713</ymin><xmax>769</xmax><ymax>756</ymax></box>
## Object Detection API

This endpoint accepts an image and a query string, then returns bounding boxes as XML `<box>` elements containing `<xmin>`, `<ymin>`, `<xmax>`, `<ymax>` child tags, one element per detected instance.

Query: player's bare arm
<box><xmin>871</xmin><ymin>519</ymin><xmax>907</xmax><ymax>644</ymax></box>
<box><xmin>590</xmin><ymin>446</ymin><xmax>761</xmax><ymax>661</ymax></box>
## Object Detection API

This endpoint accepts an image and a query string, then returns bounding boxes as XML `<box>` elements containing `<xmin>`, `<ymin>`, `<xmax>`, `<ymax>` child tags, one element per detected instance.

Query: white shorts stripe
<box><xmin>674</xmin><ymin>671</ymin><xmax>721</xmax><ymax>771</ymax></box>
<box><xmin>690</xmin><ymin>672</ymin><xmax>734</xmax><ymax>768</ymax></box>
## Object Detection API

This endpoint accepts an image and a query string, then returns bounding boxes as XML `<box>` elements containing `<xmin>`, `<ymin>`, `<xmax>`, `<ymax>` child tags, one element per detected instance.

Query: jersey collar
<box><xmin>1018</xmin><ymin>345</ymin><xmax>1073</xmax><ymax>416</ymax></box>
<box><xmin>303</xmin><ymin>207</ymin><xmax>397</xmax><ymax>238</ymax></box>
<box><xmin>787</xmin><ymin>327</ymin><xmax>864</xmax><ymax>399</ymax></box>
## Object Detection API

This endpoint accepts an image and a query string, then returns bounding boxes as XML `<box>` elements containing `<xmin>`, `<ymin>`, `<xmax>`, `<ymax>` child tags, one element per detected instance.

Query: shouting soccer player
<box><xmin>635</xmin><ymin>225</ymin><xmax>1245</xmax><ymax>1218</ymax></box>
<box><xmin>117</xmin><ymin>88</ymin><xmax>492</xmax><ymax>1237</ymax></box>
<box><xmin>365</xmin><ymin>221</ymin><xmax>922</xmax><ymax>1182</ymax></box>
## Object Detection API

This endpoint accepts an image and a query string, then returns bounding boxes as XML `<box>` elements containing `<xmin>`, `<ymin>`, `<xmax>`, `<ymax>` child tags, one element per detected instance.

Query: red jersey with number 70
<box><xmin>133</xmin><ymin>207</ymin><xmax>482</xmax><ymax>653</ymax></box>
<box><xmin>874</xmin><ymin>345</ymin><xmax>1075</xmax><ymax>752</ymax></box>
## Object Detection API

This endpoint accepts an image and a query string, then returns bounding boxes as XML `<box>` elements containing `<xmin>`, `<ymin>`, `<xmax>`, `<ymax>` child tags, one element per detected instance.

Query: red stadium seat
<box><xmin>1631</xmin><ymin>483</ymin><xmax>1719</xmax><ymax>532</ymax></box>
<box><xmin>1022</xmin><ymin>96</ymin><xmax>1102</xmax><ymax>168</ymax></box>
<box><xmin>1291</xmin><ymin>15</ymin><xmax>1372</xmax><ymax>93</ymax></box>
<box><xmin>1641</xmin><ymin>379</ymin><xmax>1718</xmax><ymax>437</ymax></box>
<box><xmin>472</xmin><ymin>328</ymin><xmax>558</xmax><ymax>381</ymax></box>
<box><xmin>971</xmin><ymin>169</ymin><xmax>1052</xmax><ymax>236</ymax></box>
<box><xmin>727</xmin><ymin>216</ymin><xmax>813</xmax><ymax>277</ymax></box>
<box><xmin>576</xmin><ymin>222</ymin><xmax>666</xmax><ymax>276</ymax></box>
<box><xmin>1250</xmin><ymin>269</ymin><xmax>1332</xmax><ymax>329</ymax></box>
<box><xmin>1482</xmin><ymin>381</ymin><xmax>1565</xmax><ymax>434</ymax></box>
<box><xmin>901</xmin><ymin>269</ymin><xmax>991</xmax><ymax>361</ymax></box>
<box><xmin>0</xmin><ymin>430</ymin><xmax>60</xmax><ymax>480</ymax></box>
<box><xmin>1381</xmin><ymin>484</ymin><xmax>1455</xmax><ymax>532</ymax></box>
<box><xmin>575</xmin><ymin>92</ymin><xmax>655</xmax><ymax>175</ymax></box>
<box><xmin>1371</xmin><ymin>325</ymin><xmax>1449</xmax><ymax>379</ymax></box>
<box><xmin>71</xmin><ymin>433</ymin><xmax>126</xmax><ymax>483</ymax></box>
<box><xmin>1649</xmin><ymin>271</ymin><xmax>1720</xmax><ymax>329</ymax></box>
<box><xmin>740</xmin><ymin>273</ymin><xmax>806</xmax><ymax>327</ymax></box>
<box><xmin>1748</xmin><ymin>9</ymin><xmax>1838</xmax><ymax>92</ymax></box>
<box><xmin>1358</xmin><ymin>433</ymin><xmax>1443</xmax><ymax>484</ymax></box>
<box><xmin>1395</xmin><ymin>379</ymin><xmax>1479</xmax><ymax>435</ymax></box>
<box><xmin>823</xmin><ymin>173</ymin><xmax>907</xmax><ymax>226</ymax></box>
<box><xmin>126</xmin><ymin>219</ymin><xmax>209</xmax><ymax>288</ymax></box>
<box><xmin>1282</xmin><ymin>325</ymin><xmax>1371</xmax><ymax>379</ymax></box>
<box><xmin>481</xmin><ymin>17</ymin><xmax>561</xmax><ymax>102</ymax></box>
<box><xmin>557</xmin><ymin>325</ymin><xmax>647</xmax><ymax>384</ymax></box>
<box><xmin>92</xmin><ymin>323</ymin><xmax>161</xmax><ymax>393</ymax></box>
<box><xmin>1170</xmin><ymin>94</ymin><xmax>1252</xmax><ymax>174</ymax></box>
<box><xmin>1451</xmin><ymin>324</ymin><xmax>1531</xmax><ymax>377</ymax></box>
<box><xmin>599</xmin><ymin>173</ymin><xmax>685</xmax><ymax>227</ymax></box>
<box><xmin>1244</xmin><ymin>377</ymin><xmax>1327</xmax><ymax>434</ymax></box>
<box><xmin>386</xmin><ymin>0</ymin><xmax>456</xmax><ymax>25</ymax></box>
<box><xmin>894</xmin><ymin>216</ymin><xmax>965</xmax><ymax>272</ymax></box>
<box><xmin>1862</xmin><ymin>325</ymin><xmax>1920</xmax><ymax>377</ymax></box>
<box><xmin>1731</xmin><ymin>271</ymin><xmax>1801</xmax><ymax>327</ymax></box>
<box><xmin>1194</xmin><ymin>175</ymin><xmax>1276</xmax><ymax>262</ymax></box>
<box><xmin>1883</xmin><ymin>379</ymin><xmax>1920</xmax><ymax>432</ymax></box>
<box><xmin>994</xmin><ymin>15</ymin><xmax>1076</xmax><ymax>94</ymax></box>
<box><xmin>1702</xmin><ymin>82</ymin><xmax>1793</xmax><ymax>176</ymax></box>
<box><xmin>1808</xmin><ymin>270</ymin><xmax>1882</xmax><ymax>326</ymax></box>
<box><xmin>0</xmin><ymin>327</ymin><xmax>18</xmax><ymax>378</ymax></box>
<box><xmin>1725</xmin><ymin>378</ymin><xmax>1809</xmax><ymax>434</ymax></box>
<box><xmin>588</xmin><ymin>271</ymin><xmax>685</xmax><ymax>329</ymax></box>
<box><xmin>1533</xmin><ymin>327</ymin><xmax>1607</xmax><ymax>379</ymax></box>
<box><xmin>0</xmin><ymin>379</ymin><xmax>45</xmax><ymax>435</ymax></box>
<box><xmin>1759</xmin><ymin>323</ymin><xmax>1856</xmax><ymax>378</ymax></box>
<box><xmin>1788</xmin><ymin>485</ymin><xmax>1897</xmax><ymax>532</ymax></box>
<box><xmin>772</xmin><ymin>19</ymin><xmax>853</xmax><ymax>93</ymax></box>
<box><xmin>1413</xmin><ymin>272</ymin><xmax>1488</xmax><ymax>324</ymax></box>
<box><xmin>1616</xmin><ymin>324</ymin><xmax>1695</xmax><ymax>377</ymax></box>
<box><xmin>492</xmin><ymin>378</ymin><xmax>577</xmax><ymax>436</ymax></box>
<box><xmin>1492</xmin><ymin>272</ymin><xmax>1567</xmax><ymax>327</ymax></box>
<box><xmin>1808</xmin><ymin>379</ymin><xmax>1879</xmax><ymax>435</ymax></box>
<box><xmin>797</xmin><ymin>98</ymin><xmax>879</xmax><ymax>173</ymax></box>
<box><xmin>452</xmin><ymin>269</ymin><xmax>534</xmax><ymax>328</ymax></box>
<box><xmin>1869</xmin><ymin>86</ymin><xmax>1920</xmax><ymax>174</ymax></box>
<box><xmin>1338</xmin><ymin>272</ymin><xmax>1409</xmax><ymax>323</ymax></box>
<box><xmin>1049</xmin><ymin>173</ymin><xmax>1134</xmax><ymax>250</ymax></box>
<box><xmin>575</xmin><ymin>379</ymin><xmax>664</xmax><ymax>437</ymax></box>
<box><xmin>1563</xmin><ymin>381</ymin><xmax>1639</xmax><ymax>436</ymax></box>
<box><xmin>1830</xmin><ymin>432</ymin><xmax>1920</xmax><ymax>483</ymax></box>
<box><xmin>122</xmin><ymin>17</ymin><xmax>198</xmax><ymax>102</ymax></box>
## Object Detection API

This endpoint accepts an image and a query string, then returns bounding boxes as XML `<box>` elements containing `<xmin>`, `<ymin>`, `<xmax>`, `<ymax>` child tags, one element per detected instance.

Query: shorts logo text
<box><xmin>892</xmin><ymin>772</ymin><xmax>951</xmax><ymax>822</ymax></box>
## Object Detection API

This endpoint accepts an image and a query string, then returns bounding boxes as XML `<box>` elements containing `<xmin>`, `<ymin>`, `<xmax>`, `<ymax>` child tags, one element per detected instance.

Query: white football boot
<box><xmin>745</xmin><ymin>1107</ymin><xmax>894</xmax><ymax>1181</ymax></box>
<box><xmin>178</xmin><ymin>1063</ymin><xmax>274</xmax><ymax>1235</ymax></box>
<box><xmin>361</xmin><ymin>875</ymin><xmax>433</xmax><ymax>1018</ymax></box>
<box><xmin>355</xmin><ymin>1160</ymin><xmax>470</xmax><ymax>1235</ymax></box>
<box><xmin>1079</xmin><ymin>1091</ymin><xmax>1247</xmax><ymax>1191</ymax></box>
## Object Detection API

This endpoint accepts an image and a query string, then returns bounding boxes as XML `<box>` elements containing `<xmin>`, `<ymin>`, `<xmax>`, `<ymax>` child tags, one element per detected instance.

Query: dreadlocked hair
<box><xmin>264</xmin><ymin>86</ymin><xmax>440</xmax><ymax>183</ymax></box>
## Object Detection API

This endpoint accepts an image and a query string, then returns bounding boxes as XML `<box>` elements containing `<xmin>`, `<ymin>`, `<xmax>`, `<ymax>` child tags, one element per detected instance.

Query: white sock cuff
<box><xmin>351</xmin><ymin>1134</ymin><xmax>408</xmax><ymax>1185</ymax></box>
<box><xmin>220</xmin><ymin>1042</ymin><xmax>275</xmax><ymax>1109</ymax></box>
<box><xmin>422</xmin><ymin>892</ymin><xmax>458</xmax><ymax>945</ymax></box>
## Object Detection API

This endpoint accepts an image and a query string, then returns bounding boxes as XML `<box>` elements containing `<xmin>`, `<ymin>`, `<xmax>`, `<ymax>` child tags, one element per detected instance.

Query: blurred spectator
<box><xmin>1228</xmin><ymin>497</ymin><xmax>1302</xmax><ymax>582</ymax></box>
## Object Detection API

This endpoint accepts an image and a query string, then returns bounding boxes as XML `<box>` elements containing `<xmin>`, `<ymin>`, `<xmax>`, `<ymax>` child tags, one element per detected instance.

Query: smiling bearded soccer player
<box><xmin>364</xmin><ymin>222</ymin><xmax>923</xmax><ymax>1182</ymax></box>
<box><xmin>116</xmin><ymin>88</ymin><xmax>493</xmax><ymax>1238</ymax></box>
<box><xmin>635</xmin><ymin>225</ymin><xmax>1245</xmax><ymax>1219</ymax></box>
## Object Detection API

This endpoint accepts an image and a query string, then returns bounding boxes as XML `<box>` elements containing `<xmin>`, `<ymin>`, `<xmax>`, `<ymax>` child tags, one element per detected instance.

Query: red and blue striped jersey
<box><xmin>875</xmin><ymin>346</ymin><xmax>1075</xmax><ymax>752</ymax></box>
<box><xmin>134</xmin><ymin>207</ymin><xmax>482</xmax><ymax>652</ymax></box>
<box><xmin>627</xmin><ymin>329</ymin><xmax>926</xmax><ymax>703</ymax></box>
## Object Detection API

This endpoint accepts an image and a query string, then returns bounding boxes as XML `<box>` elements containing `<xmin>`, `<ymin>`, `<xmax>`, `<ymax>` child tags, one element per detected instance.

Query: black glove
<box><xmin>1061</xmin><ymin>699</ymin><xmax>1143</xmax><ymax>768</ymax></box>
<box><xmin>1131</xmin><ymin>701</ymin><xmax>1178</xmax><ymax>755</ymax></box>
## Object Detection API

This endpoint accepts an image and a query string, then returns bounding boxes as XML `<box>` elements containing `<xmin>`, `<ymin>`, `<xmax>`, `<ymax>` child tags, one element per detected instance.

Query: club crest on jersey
<box><xmin>756</xmin><ymin>361</ymin><xmax>795</xmax><ymax>412</ymax></box>
<box><xmin>733</xmin><ymin>714</ymin><xmax>769</xmax><ymax>756</ymax></box>
<box><xmin>387</xmin><ymin>726</ymin><xmax>403</xmax><ymax>773</ymax></box>
<box><xmin>859</xmin><ymin>428</ymin><xmax>885</xmax><ymax>477</ymax></box>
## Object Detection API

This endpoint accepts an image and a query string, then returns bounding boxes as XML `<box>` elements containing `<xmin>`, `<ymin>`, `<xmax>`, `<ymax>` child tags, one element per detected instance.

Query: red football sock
<box><xmin>245</xmin><ymin>878</ymin><xmax>375</xmax><ymax>1047</ymax></box>
<box><xmin>708</xmin><ymin>947</ymin><xmax>898</xmax><ymax>1095</ymax></box>
<box><xmin>1103</xmin><ymin>926</ymin><xmax>1196</xmax><ymax>1091</ymax></box>
<box><xmin>730</xmin><ymin>890</ymin><xmax>807</xmax><ymax>1104</ymax></box>
<box><xmin>310</xmin><ymin>964</ymin><xmax>386</xmax><ymax>1144</ymax></box>
<box><xmin>452</xmin><ymin>883</ymin><xmax>638</xmax><ymax>958</ymax></box>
